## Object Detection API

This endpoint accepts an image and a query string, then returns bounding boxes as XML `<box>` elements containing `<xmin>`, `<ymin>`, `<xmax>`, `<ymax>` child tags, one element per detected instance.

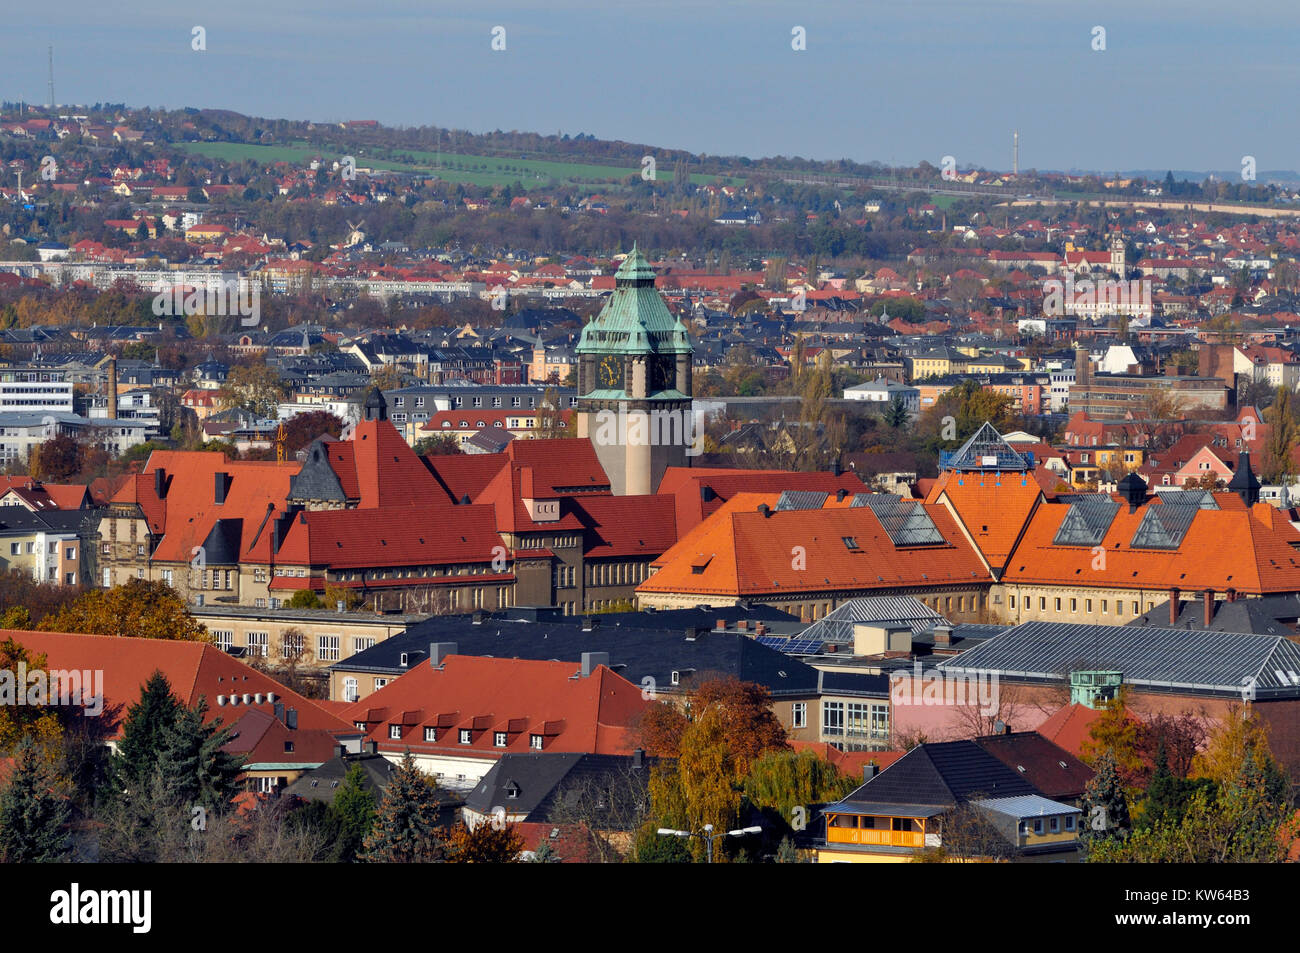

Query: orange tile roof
<box><xmin>1002</xmin><ymin>495</ymin><xmax>1300</xmax><ymax>594</ymax></box>
<box><xmin>639</xmin><ymin>492</ymin><xmax>990</xmax><ymax>599</ymax></box>
<box><xmin>657</xmin><ymin>467</ymin><xmax>867</xmax><ymax>534</ymax></box>
<box><xmin>341</xmin><ymin>655</ymin><xmax>649</xmax><ymax>760</ymax></box>
<box><xmin>926</xmin><ymin>469</ymin><xmax>1044</xmax><ymax>572</ymax></box>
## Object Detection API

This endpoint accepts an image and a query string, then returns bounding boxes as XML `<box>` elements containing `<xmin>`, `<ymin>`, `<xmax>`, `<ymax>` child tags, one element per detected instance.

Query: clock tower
<box><xmin>577</xmin><ymin>244</ymin><xmax>694</xmax><ymax>495</ymax></box>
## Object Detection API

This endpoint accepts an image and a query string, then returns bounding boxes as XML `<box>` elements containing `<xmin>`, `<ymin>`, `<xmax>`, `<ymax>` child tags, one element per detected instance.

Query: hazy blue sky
<box><xmin>2</xmin><ymin>1</ymin><xmax>1293</xmax><ymax>173</ymax></box>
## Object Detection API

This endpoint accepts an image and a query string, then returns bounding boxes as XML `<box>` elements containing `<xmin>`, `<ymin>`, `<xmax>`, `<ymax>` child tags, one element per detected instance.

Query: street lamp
<box><xmin>656</xmin><ymin>824</ymin><xmax>762</xmax><ymax>863</ymax></box>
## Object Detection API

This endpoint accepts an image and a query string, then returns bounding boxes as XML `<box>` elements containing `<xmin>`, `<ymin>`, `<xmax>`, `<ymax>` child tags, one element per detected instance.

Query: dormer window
<box><xmin>424</xmin><ymin>727</ymin><xmax>437</xmax><ymax>742</ymax></box>
<box><xmin>494</xmin><ymin>731</ymin><xmax>508</xmax><ymax>747</ymax></box>
<box><xmin>389</xmin><ymin>724</ymin><xmax>402</xmax><ymax>739</ymax></box>
<box><xmin>529</xmin><ymin>734</ymin><xmax>543</xmax><ymax>750</ymax></box>
<box><xmin>459</xmin><ymin>729</ymin><xmax>472</xmax><ymax>744</ymax></box>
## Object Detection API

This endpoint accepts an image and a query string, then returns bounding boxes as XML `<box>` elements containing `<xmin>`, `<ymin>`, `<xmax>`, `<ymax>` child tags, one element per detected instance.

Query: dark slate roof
<box><xmin>333</xmin><ymin>606</ymin><xmax>815</xmax><ymax>697</ymax></box>
<box><xmin>464</xmin><ymin>751</ymin><xmax>655</xmax><ymax>823</ymax></box>
<box><xmin>974</xmin><ymin>732</ymin><xmax>1093</xmax><ymax>800</ymax></box>
<box><xmin>837</xmin><ymin>740</ymin><xmax>1039</xmax><ymax>809</ymax></box>
<box><xmin>1130</xmin><ymin>594</ymin><xmax>1300</xmax><ymax>637</ymax></box>
<box><xmin>282</xmin><ymin>752</ymin><xmax>395</xmax><ymax>803</ymax></box>
<box><xmin>939</xmin><ymin>619</ymin><xmax>1300</xmax><ymax>697</ymax></box>
<box><xmin>287</xmin><ymin>438</ymin><xmax>350</xmax><ymax>503</ymax></box>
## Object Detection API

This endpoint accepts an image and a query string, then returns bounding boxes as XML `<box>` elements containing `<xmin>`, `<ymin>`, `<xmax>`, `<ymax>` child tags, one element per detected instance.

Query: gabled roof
<box><xmin>656</xmin><ymin>466</ymin><xmax>866</xmax><ymax>533</ymax></box>
<box><xmin>940</xmin><ymin>422</ymin><xmax>1032</xmax><ymax>473</ymax></box>
<box><xmin>926</xmin><ymin>468</ymin><xmax>1043</xmax><ymax>572</ymax></box>
<box><xmin>1002</xmin><ymin>494</ymin><xmax>1300</xmax><ymax>594</ymax></box>
<box><xmin>974</xmin><ymin>732</ymin><xmax>1093</xmax><ymax>800</ymax></box>
<box><xmin>834</xmin><ymin>740</ymin><xmax>1039</xmax><ymax>811</ymax></box>
<box><xmin>341</xmin><ymin>655</ymin><xmax>650</xmax><ymax>766</ymax></box>
<box><xmin>2</xmin><ymin>629</ymin><xmax>354</xmax><ymax>767</ymax></box>
<box><xmin>939</xmin><ymin>620</ymin><xmax>1300</xmax><ymax>697</ymax></box>
<box><xmin>640</xmin><ymin>491</ymin><xmax>989</xmax><ymax>599</ymax></box>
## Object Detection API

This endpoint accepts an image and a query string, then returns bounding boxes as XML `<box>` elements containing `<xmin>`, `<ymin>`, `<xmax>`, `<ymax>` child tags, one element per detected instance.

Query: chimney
<box><xmin>631</xmin><ymin>748</ymin><xmax>645</xmax><ymax>769</ymax></box>
<box><xmin>429</xmin><ymin>642</ymin><xmax>457</xmax><ymax>667</ymax></box>
<box><xmin>273</xmin><ymin>701</ymin><xmax>285</xmax><ymax>723</ymax></box>
<box><xmin>1073</xmin><ymin>345</ymin><xmax>1090</xmax><ymax>387</ymax></box>
<box><xmin>715</xmin><ymin>618</ymin><xmax>727</xmax><ymax>631</ymax></box>
<box><xmin>836</xmin><ymin>488</ymin><xmax>848</xmax><ymax>502</ymax></box>
<box><xmin>214</xmin><ymin>472</ymin><xmax>229</xmax><ymax>505</ymax></box>
<box><xmin>757</xmin><ymin>503</ymin><xmax>771</xmax><ymax>517</ymax></box>
<box><xmin>933</xmin><ymin>624</ymin><xmax>953</xmax><ymax>647</ymax></box>
<box><xmin>831</xmin><ymin>458</ymin><xmax>842</xmax><ymax>477</ymax></box>
<box><xmin>1168</xmin><ymin>588</ymin><xmax>1181</xmax><ymax>626</ymax></box>
<box><xmin>334</xmin><ymin>743</ymin><xmax>346</xmax><ymax>759</ymax></box>
<box><xmin>1227</xmin><ymin>587</ymin><xmax>1238</xmax><ymax>603</ymax></box>
<box><xmin>153</xmin><ymin>468</ymin><xmax>166</xmax><ymax>498</ymax></box>
<box><xmin>755</xmin><ymin>622</ymin><xmax>767</xmax><ymax>636</ymax></box>
<box><xmin>1203</xmin><ymin>589</ymin><xmax>1214</xmax><ymax>628</ymax></box>
<box><xmin>106</xmin><ymin>358</ymin><xmax>118</xmax><ymax>420</ymax></box>
<box><xmin>366</xmin><ymin>740</ymin><xmax>378</xmax><ymax>755</ymax></box>
<box><xmin>580</xmin><ymin>651</ymin><xmax>609</xmax><ymax>677</ymax></box>
<box><xmin>863</xmin><ymin>763</ymin><xmax>879</xmax><ymax>781</ymax></box>
<box><xmin>286</xmin><ymin>708</ymin><xmax>298</xmax><ymax>730</ymax></box>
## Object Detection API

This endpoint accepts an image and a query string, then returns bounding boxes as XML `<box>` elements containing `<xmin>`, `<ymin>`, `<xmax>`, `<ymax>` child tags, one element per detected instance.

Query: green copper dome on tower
<box><xmin>576</xmin><ymin>244</ymin><xmax>693</xmax><ymax>356</ymax></box>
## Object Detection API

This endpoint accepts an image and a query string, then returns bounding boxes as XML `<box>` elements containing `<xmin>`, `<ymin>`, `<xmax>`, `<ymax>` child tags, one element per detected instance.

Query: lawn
<box><xmin>176</xmin><ymin>140</ymin><xmax>740</xmax><ymax>191</ymax></box>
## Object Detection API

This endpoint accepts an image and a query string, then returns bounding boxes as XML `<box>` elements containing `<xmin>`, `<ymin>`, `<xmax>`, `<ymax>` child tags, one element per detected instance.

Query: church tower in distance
<box><xmin>576</xmin><ymin>244</ymin><xmax>694</xmax><ymax>495</ymax></box>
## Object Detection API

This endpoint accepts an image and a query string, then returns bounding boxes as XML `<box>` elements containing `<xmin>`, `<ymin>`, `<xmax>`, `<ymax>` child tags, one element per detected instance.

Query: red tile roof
<box><xmin>342</xmin><ymin>655</ymin><xmax>649</xmax><ymax>761</ymax></box>
<box><xmin>2</xmin><ymin>628</ymin><xmax>353</xmax><ymax>767</ymax></box>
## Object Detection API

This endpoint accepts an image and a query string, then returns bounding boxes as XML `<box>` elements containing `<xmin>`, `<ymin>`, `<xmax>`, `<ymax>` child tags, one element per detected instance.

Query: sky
<box><xmin>2</xmin><ymin>1</ymin><xmax>1295</xmax><ymax>175</ymax></box>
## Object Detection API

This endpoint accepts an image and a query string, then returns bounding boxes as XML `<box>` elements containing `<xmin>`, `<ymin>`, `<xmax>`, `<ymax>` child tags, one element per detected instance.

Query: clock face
<box><xmin>598</xmin><ymin>355</ymin><xmax>622</xmax><ymax>390</ymax></box>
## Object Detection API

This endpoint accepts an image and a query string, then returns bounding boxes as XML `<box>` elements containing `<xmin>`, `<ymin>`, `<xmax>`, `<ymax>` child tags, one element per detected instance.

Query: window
<box><xmin>846</xmin><ymin>702</ymin><xmax>869</xmax><ymax>735</ymax></box>
<box><xmin>65</xmin><ymin>546</ymin><xmax>75</xmax><ymax>560</ymax></box>
<box><xmin>1009</xmin><ymin>595</ymin><xmax>1016</xmax><ymax>609</ymax></box>
<box><xmin>374</xmin><ymin>678</ymin><xmax>388</xmax><ymax>690</ymax></box>
<box><xmin>281</xmin><ymin>630</ymin><xmax>304</xmax><ymax>657</ymax></box>
<box><xmin>1132</xmin><ymin>601</ymin><xmax>1139</xmax><ymax>615</ymax></box>
<box><xmin>1054</xmin><ymin>597</ymin><xmax>1061</xmax><ymax>612</ymax></box>
<box><xmin>423</xmin><ymin>727</ymin><xmax>436</xmax><ymax>742</ymax></box>
<box><xmin>871</xmin><ymin>704</ymin><xmax>890</xmax><ymax>737</ymax></box>
<box><xmin>459</xmin><ymin>729</ymin><xmax>472</xmax><ymax>744</ymax></box>
<box><xmin>1039</xmin><ymin>597</ymin><xmax>1046</xmax><ymax>610</ymax></box>
<box><xmin>318</xmin><ymin>635</ymin><xmax>340</xmax><ymax>661</ymax></box>
<box><xmin>791</xmin><ymin>702</ymin><xmax>807</xmax><ymax>728</ymax></box>
<box><xmin>1069</xmin><ymin>598</ymin><xmax>1077</xmax><ymax>612</ymax></box>
<box><xmin>353</xmin><ymin>636</ymin><xmax>376</xmax><ymax>655</ymax></box>
<box><xmin>8</xmin><ymin>543</ymin><xmax>17</xmax><ymax>556</ymax></box>
<box><xmin>1050</xmin><ymin>816</ymin><xmax>1060</xmax><ymax>833</ymax></box>
<box><xmin>137</xmin><ymin>544</ymin><xmax>146</xmax><ymax>556</ymax></box>
<box><xmin>530</xmin><ymin>734</ymin><xmax>543</xmax><ymax>750</ymax></box>
<box><xmin>389</xmin><ymin>724</ymin><xmax>402</xmax><ymax>739</ymax></box>
<box><xmin>1102</xmin><ymin>600</ymin><xmax>1108</xmax><ymax>614</ymax></box>
<box><xmin>213</xmin><ymin>630</ymin><xmax>234</xmax><ymax>652</ymax></box>
<box><xmin>1032</xmin><ymin>818</ymin><xmax>1043</xmax><ymax>835</ymax></box>
<box><xmin>822</xmin><ymin>701</ymin><xmax>844</xmax><ymax>735</ymax></box>
<box><xmin>494</xmin><ymin>731</ymin><xmax>508</xmax><ymax>747</ymax></box>
<box><xmin>247</xmin><ymin>632</ymin><xmax>268</xmax><ymax>658</ymax></box>
<box><xmin>342</xmin><ymin>677</ymin><xmax>359</xmax><ymax>703</ymax></box>
<box><xmin>161</xmin><ymin>569</ymin><xmax>174</xmax><ymax>587</ymax></box>
<box><xmin>1065</xmin><ymin>815</ymin><xmax>1076</xmax><ymax>831</ymax></box>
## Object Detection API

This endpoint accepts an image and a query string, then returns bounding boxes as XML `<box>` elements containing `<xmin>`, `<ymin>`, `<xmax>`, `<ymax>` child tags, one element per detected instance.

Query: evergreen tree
<box><xmin>0</xmin><ymin>736</ymin><xmax>71</xmax><ymax>862</ymax></box>
<box><xmin>109</xmin><ymin>671</ymin><xmax>183</xmax><ymax>799</ymax></box>
<box><xmin>775</xmin><ymin>836</ymin><xmax>799</xmax><ymax>864</ymax></box>
<box><xmin>1080</xmin><ymin>749</ymin><xmax>1131</xmax><ymax>851</ymax></box>
<box><xmin>360</xmin><ymin>752</ymin><xmax>445</xmax><ymax>863</ymax></box>
<box><xmin>156</xmin><ymin>699</ymin><xmax>243</xmax><ymax>811</ymax></box>
<box><xmin>331</xmin><ymin>763</ymin><xmax>377</xmax><ymax>862</ymax></box>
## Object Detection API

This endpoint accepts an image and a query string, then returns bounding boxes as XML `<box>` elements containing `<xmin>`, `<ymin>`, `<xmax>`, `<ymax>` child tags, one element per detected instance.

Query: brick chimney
<box><xmin>106</xmin><ymin>358</ymin><xmax>118</xmax><ymax>420</ymax></box>
<box><xmin>1203</xmin><ymin>589</ymin><xmax>1214</xmax><ymax>628</ymax></box>
<box><xmin>1168</xmin><ymin>587</ymin><xmax>1181</xmax><ymax>626</ymax></box>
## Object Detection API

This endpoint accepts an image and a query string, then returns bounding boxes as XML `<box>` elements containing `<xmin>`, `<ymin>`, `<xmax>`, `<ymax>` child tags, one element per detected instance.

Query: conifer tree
<box><xmin>1080</xmin><ymin>749</ymin><xmax>1131</xmax><ymax>851</ymax></box>
<box><xmin>360</xmin><ymin>752</ymin><xmax>445</xmax><ymax>863</ymax></box>
<box><xmin>331</xmin><ymin>763</ymin><xmax>377</xmax><ymax>862</ymax></box>
<box><xmin>0</xmin><ymin>736</ymin><xmax>71</xmax><ymax>862</ymax></box>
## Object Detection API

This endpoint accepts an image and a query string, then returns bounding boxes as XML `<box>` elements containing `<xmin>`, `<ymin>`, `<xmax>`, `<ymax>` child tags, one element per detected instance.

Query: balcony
<box><xmin>825</xmin><ymin>812</ymin><xmax>927</xmax><ymax>849</ymax></box>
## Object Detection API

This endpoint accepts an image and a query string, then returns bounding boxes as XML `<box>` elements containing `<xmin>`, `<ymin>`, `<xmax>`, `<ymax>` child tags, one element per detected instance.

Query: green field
<box><xmin>175</xmin><ymin>140</ymin><xmax>739</xmax><ymax>191</ymax></box>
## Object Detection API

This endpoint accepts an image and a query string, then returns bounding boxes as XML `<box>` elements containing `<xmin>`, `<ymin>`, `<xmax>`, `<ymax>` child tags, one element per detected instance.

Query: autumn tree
<box><xmin>742</xmin><ymin>749</ymin><xmax>855</xmax><ymax>842</ymax></box>
<box><xmin>412</xmin><ymin>434</ymin><xmax>464</xmax><ymax>456</ymax></box>
<box><xmin>445</xmin><ymin>820</ymin><xmax>525</xmax><ymax>863</ymax></box>
<box><xmin>1078</xmin><ymin>687</ymin><xmax>1144</xmax><ymax>790</ymax></box>
<box><xmin>29</xmin><ymin>433</ymin><xmax>83</xmax><ymax>482</ymax></box>
<box><xmin>1261</xmin><ymin>386</ymin><xmax>1297</xmax><ymax>484</ymax></box>
<box><xmin>218</xmin><ymin>361</ymin><xmax>286</xmax><ymax>417</ymax></box>
<box><xmin>281</xmin><ymin>410</ymin><xmax>344</xmax><ymax>455</ymax></box>
<box><xmin>39</xmin><ymin>579</ymin><xmax>210</xmax><ymax>641</ymax></box>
